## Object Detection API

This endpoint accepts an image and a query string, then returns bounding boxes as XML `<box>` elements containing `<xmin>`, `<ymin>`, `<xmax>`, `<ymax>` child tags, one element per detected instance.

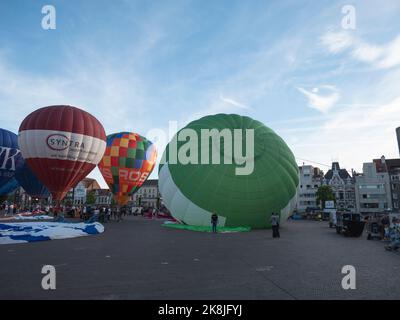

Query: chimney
<box><xmin>397</xmin><ymin>127</ymin><xmax>400</xmax><ymax>155</ymax></box>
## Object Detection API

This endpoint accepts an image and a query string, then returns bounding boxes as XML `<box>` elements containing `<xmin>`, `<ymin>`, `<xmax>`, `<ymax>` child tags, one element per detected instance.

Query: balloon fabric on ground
<box><xmin>158</xmin><ymin>114</ymin><xmax>299</xmax><ymax>229</ymax></box>
<box><xmin>0</xmin><ymin>128</ymin><xmax>24</xmax><ymax>196</ymax></box>
<box><xmin>18</xmin><ymin>105</ymin><xmax>107</xmax><ymax>201</ymax></box>
<box><xmin>98</xmin><ymin>132</ymin><xmax>157</xmax><ymax>205</ymax></box>
<box><xmin>0</xmin><ymin>222</ymin><xmax>104</xmax><ymax>245</ymax></box>
<box><xmin>14</xmin><ymin>214</ymin><xmax>53</xmax><ymax>220</ymax></box>
<box><xmin>162</xmin><ymin>223</ymin><xmax>251</xmax><ymax>233</ymax></box>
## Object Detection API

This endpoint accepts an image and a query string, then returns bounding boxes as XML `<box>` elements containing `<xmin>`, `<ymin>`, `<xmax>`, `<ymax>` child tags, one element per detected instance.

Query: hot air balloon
<box><xmin>0</xmin><ymin>128</ymin><xmax>24</xmax><ymax>196</ymax></box>
<box><xmin>98</xmin><ymin>132</ymin><xmax>157</xmax><ymax>206</ymax></box>
<box><xmin>158</xmin><ymin>114</ymin><xmax>299</xmax><ymax>229</ymax></box>
<box><xmin>15</xmin><ymin>162</ymin><xmax>50</xmax><ymax>199</ymax></box>
<box><xmin>0</xmin><ymin>179</ymin><xmax>19</xmax><ymax>197</ymax></box>
<box><xmin>18</xmin><ymin>105</ymin><xmax>107</xmax><ymax>201</ymax></box>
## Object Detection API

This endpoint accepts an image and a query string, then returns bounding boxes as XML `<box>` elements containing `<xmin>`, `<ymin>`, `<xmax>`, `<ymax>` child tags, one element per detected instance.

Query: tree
<box><xmin>86</xmin><ymin>190</ymin><xmax>96</xmax><ymax>205</ymax></box>
<box><xmin>316</xmin><ymin>185</ymin><xmax>335</xmax><ymax>209</ymax></box>
<box><xmin>0</xmin><ymin>195</ymin><xmax>8</xmax><ymax>204</ymax></box>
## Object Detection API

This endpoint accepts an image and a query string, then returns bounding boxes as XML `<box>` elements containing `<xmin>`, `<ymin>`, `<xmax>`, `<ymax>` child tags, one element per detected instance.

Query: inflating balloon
<box><xmin>158</xmin><ymin>114</ymin><xmax>299</xmax><ymax>229</ymax></box>
<box><xmin>98</xmin><ymin>132</ymin><xmax>157</xmax><ymax>205</ymax></box>
<box><xmin>15</xmin><ymin>162</ymin><xmax>50</xmax><ymax>199</ymax></box>
<box><xmin>0</xmin><ymin>128</ymin><xmax>24</xmax><ymax>196</ymax></box>
<box><xmin>0</xmin><ymin>179</ymin><xmax>19</xmax><ymax>197</ymax></box>
<box><xmin>18</xmin><ymin>105</ymin><xmax>107</xmax><ymax>201</ymax></box>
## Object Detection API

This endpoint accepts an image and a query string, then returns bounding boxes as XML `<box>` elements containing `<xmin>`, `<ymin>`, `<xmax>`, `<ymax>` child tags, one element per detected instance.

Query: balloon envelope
<box><xmin>158</xmin><ymin>114</ymin><xmax>299</xmax><ymax>229</ymax></box>
<box><xmin>98</xmin><ymin>132</ymin><xmax>157</xmax><ymax>206</ymax></box>
<box><xmin>0</xmin><ymin>179</ymin><xmax>19</xmax><ymax>196</ymax></box>
<box><xmin>15</xmin><ymin>162</ymin><xmax>50</xmax><ymax>199</ymax></box>
<box><xmin>18</xmin><ymin>105</ymin><xmax>107</xmax><ymax>201</ymax></box>
<box><xmin>0</xmin><ymin>128</ymin><xmax>24</xmax><ymax>196</ymax></box>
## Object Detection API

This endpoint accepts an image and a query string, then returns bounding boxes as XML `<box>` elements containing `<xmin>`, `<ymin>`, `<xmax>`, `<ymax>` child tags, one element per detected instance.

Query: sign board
<box><xmin>74</xmin><ymin>183</ymin><xmax>87</xmax><ymax>199</ymax></box>
<box><xmin>325</xmin><ymin>200</ymin><xmax>335</xmax><ymax>209</ymax></box>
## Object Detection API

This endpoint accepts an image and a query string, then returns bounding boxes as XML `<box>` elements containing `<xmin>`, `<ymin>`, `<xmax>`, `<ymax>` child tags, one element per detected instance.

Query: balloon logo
<box><xmin>18</xmin><ymin>105</ymin><xmax>107</xmax><ymax>201</ymax></box>
<box><xmin>98</xmin><ymin>132</ymin><xmax>157</xmax><ymax>206</ymax></box>
<box><xmin>0</xmin><ymin>128</ymin><xmax>24</xmax><ymax>196</ymax></box>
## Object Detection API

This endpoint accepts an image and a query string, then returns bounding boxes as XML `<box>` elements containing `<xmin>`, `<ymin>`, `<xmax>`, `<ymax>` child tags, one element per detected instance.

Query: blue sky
<box><xmin>1</xmin><ymin>0</ymin><xmax>400</xmax><ymax>187</ymax></box>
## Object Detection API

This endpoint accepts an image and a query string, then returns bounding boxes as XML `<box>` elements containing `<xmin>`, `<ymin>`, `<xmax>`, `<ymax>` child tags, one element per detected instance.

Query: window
<box><xmin>359</xmin><ymin>184</ymin><xmax>384</xmax><ymax>189</ymax></box>
<box><xmin>361</xmin><ymin>203</ymin><xmax>379</xmax><ymax>209</ymax></box>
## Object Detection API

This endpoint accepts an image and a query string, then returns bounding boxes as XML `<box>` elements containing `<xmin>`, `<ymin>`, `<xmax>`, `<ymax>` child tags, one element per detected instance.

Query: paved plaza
<box><xmin>0</xmin><ymin>217</ymin><xmax>399</xmax><ymax>300</ymax></box>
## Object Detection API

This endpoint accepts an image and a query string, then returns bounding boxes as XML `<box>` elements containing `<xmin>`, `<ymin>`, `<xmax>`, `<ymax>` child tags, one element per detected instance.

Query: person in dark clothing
<box><xmin>117</xmin><ymin>207</ymin><xmax>122</xmax><ymax>222</ymax></box>
<box><xmin>270</xmin><ymin>212</ymin><xmax>280</xmax><ymax>238</ymax></box>
<box><xmin>211</xmin><ymin>213</ymin><xmax>218</xmax><ymax>233</ymax></box>
<box><xmin>381</xmin><ymin>214</ymin><xmax>390</xmax><ymax>240</ymax></box>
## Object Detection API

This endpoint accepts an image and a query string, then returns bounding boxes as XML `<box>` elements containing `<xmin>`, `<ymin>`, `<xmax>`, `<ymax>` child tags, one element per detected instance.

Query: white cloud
<box><xmin>0</xmin><ymin>51</ymin><xmax>154</xmax><ymax>188</ymax></box>
<box><xmin>321</xmin><ymin>31</ymin><xmax>400</xmax><ymax>70</ymax></box>
<box><xmin>377</xmin><ymin>36</ymin><xmax>400</xmax><ymax>69</ymax></box>
<box><xmin>280</xmin><ymin>74</ymin><xmax>400</xmax><ymax>173</ymax></box>
<box><xmin>219</xmin><ymin>94</ymin><xmax>252</xmax><ymax>110</ymax></box>
<box><xmin>351</xmin><ymin>42</ymin><xmax>383</xmax><ymax>63</ymax></box>
<box><xmin>320</xmin><ymin>31</ymin><xmax>354</xmax><ymax>54</ymax></box>
<box><xmin>296</xmin><ymin>85</ymin><xmax>340</xmax><ymax>113</ymax></box>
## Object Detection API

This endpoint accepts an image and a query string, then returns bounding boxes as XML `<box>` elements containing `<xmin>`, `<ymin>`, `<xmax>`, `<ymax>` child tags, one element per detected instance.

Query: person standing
<box><xmin>270</xmin><ymin>212</ymin><xmax>280</xmax><ymax>238</ymax></box>
<box><xmin>211</xmin><ymin>213</ymin><xmax>218</xmax><ymax>233</ymax></box>
<box><xmin>385</xmin><ymin>218</ymin><xmax>400</xmax><ymax>251</ymax></box>
<box><xmin>116</xmin><ymin>206</ymin><xmax>122</xmax><ymax>222</ymax></box>
<box><xmin>106</xmin><ymin>206</ymin><xmax>111</xmax><ymax>222</ymax></box>
<box><xmin>99</xmin><ymin>207</ymin><xmax>105</xmax><ymax>223</ymax></box>
<box><xmin>83</xmin><ymin>206</ymin><xmax>87</xmax><ymax>220</ymax></box>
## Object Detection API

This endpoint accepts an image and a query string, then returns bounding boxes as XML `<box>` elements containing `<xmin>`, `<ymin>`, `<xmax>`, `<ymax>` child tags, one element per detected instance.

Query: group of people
<box><xmin>366</xmin><ymin>213</ymin><xmax>400</xmax><ymax>252</ymax></box>
<box><xmin>0</xmin><ymin>203</ymin><xmax>19</xmax><ymax>216</ymax></box>
<box><xmin>0</xmin><ymin>200</ymin><xmax>165</xmax><ymax>224</ymax></box>
<box><xmin>82</xmin><ymin>205</ymin><xmax>160</xmax><ymax>223</ymax></box>
<box><xmin>0</xmin><ymin>203</ymin><xmax>53</xmax><ymax>216</ymax></box>
<box><xmin>383</xmin><ymin>216</ymin><xmax>400</xmax><ymax>251</ymax></box>
<box><xmin>210</xmin><ymin>212</ymin><xmax>281</xmax><ymax>238</ymax></box>
<box><xmin>83</xmin><ymin>205</ymin><xmax>140</xmax><ymax>223</ymax></box>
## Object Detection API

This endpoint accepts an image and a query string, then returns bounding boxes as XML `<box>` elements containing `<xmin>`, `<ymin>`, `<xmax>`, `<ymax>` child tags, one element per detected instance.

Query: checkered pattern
<box><xmin>98</xmin><ymin>132</ymin><xmax>157</xmax><ymax>204</ymax></box>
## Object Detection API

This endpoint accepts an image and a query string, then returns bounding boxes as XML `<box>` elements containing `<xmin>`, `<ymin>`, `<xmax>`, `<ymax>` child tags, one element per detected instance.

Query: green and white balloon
<box><xmin>158</xmin><ymin>114</ymin><xmax>299</xmax><ymax>229</ymax></box>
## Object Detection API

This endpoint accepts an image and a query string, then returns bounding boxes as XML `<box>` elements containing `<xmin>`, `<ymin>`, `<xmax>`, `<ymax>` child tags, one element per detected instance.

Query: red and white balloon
<box><xmin>18</xmin><ymin>105</ymin><xmax>106</xmax><ymax>201</ymax></box>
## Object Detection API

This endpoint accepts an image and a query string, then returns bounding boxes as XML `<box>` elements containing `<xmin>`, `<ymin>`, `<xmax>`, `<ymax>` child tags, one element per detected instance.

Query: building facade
<box><xmin>297</xmin><ymin>165</ymin><xmax>323</xmax><ymax>213</ymax></box>
<box><xmin>355</xmin><ymin>159</ymin><xmax>392</xmax><ymax>214</ymax></box>
<box><xmin>66</xmin><ymin>178</ymin><xmax>102</xmax><ymax>205</ymax></box>
<box><xmin>322</xmin><ymin>162</ymin><xmax>356</xmax><ymax>212</ymax></box>
<box><xmin>131</xmin><ymin>179</ymin><xmax>160</xmax><ymax>208</ymax></box>
<box><xmin>95</xmin><ymin>189</ymin><xmax>113</xmax><ymax>205</ymax></box>
<box><xmin>374</xmin><ymin>156</ymin><xmax>400</xmax><ymax>213</ymax></box>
